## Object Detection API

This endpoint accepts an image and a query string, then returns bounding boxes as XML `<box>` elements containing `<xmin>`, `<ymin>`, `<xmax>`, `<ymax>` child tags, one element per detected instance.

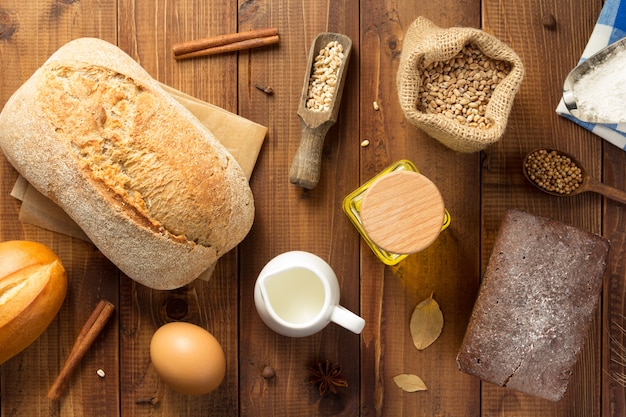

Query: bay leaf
<box><xmin>410</xmin><ymin>293</ymin><xmax>443</xmax><ymax>350</ymax></box>
<box><xmin>393</xmin><ymin>373</ymin><xmax>428</xmax><ymax>392</ymax></box>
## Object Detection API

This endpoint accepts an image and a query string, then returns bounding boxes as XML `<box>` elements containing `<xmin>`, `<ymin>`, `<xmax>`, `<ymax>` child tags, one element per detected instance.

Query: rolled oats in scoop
<box><xmin>306</xmin><ymin>41</ymin><xmax>345</xmax><ymax>112</ymax></box>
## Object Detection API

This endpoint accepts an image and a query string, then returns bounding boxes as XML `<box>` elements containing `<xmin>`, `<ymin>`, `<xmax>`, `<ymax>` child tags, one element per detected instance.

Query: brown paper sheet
<box><xmin>11</xmin><ymin>84</ymin><xmax>266</xmax><ymax>282</ymax></box>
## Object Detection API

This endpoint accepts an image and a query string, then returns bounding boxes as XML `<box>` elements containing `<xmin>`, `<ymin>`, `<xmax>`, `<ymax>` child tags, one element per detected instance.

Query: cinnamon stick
<box><xmin>47</xmin><ymin>299</ymin><xmax>116</xmax><ymax>401</ymax></box>
<box><xmin>174</xmin><ymin>35</ymin><xmax>279</xmax><ymax>60</ymax></box>
<box><xmin>173</xmin><ymin>27</ymin><xmax>279</xmax><ymax>57</ymax></box>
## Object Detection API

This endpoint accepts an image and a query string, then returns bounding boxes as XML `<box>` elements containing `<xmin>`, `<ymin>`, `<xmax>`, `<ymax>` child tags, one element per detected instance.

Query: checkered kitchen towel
<box><xmin>556</xmin><ymin>0</ymin><xmax>626</xmax><ymax>149</ymax></box>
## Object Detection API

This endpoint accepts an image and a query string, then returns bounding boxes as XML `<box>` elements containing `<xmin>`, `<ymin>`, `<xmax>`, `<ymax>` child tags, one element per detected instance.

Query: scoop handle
<box><xmin>289</xmin><ymin>121</ymin><xmax>333</xmax><ymax>189</ymax></box>
<box><xmin>586</xmin><ymin>177</ymin><xmax>626</xmax><ymax>205</ymax></box>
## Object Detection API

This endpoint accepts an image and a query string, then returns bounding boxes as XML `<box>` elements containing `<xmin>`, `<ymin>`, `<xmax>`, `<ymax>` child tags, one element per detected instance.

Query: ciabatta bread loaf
<box><xmin>0</xmin><ymin>38</ymin><xmax>254</xmax><ymax>289</ymax></box>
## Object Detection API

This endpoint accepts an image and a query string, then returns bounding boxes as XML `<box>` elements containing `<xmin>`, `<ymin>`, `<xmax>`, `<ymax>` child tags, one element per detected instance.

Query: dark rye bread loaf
<box><xmin>456</xmin><ymin>209</ymin><xmax>609</xmax><ymax>401</ymax></box>
<box><xmin>0</xmin><ymin>38</ymin><xmax>254</xmax><ymax>290</ymax></box>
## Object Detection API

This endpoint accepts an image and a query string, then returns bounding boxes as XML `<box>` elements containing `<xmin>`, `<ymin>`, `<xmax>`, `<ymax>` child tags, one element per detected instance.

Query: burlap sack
<box><xmin>397</xmin><ymin>17</ymin><xmax>524</xmax><ymax>153</ymax></box>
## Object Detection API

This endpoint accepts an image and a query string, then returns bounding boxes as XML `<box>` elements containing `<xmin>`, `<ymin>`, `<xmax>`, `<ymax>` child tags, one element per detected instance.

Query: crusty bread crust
<box><xmin>0</xmin><ymin>241</ymin><xmax>68</xmax><ymax>365</ymax></box>
<box><xmin>0</xmin><ymin>38</ymin><xmax>254</xmax><ymax>289</ymax></box>
<box><xmin>456</xmin><ymin>209</ymin><xmax>609</xmax><ymax>401</ymax></box>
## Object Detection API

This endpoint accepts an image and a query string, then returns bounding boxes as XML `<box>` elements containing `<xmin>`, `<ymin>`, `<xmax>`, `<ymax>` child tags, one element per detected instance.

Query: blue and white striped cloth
<box><xmin>556</xmin><ymin>0</ymin><xmax>626</xmax><ymax>149</ymax></box>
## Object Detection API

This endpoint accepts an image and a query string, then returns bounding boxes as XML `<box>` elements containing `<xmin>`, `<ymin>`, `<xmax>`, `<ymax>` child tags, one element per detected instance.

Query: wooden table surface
<box><xmin>1</xmin><ymin>0</ymin><xmax>626</xmax><ymax>416</ymax></box>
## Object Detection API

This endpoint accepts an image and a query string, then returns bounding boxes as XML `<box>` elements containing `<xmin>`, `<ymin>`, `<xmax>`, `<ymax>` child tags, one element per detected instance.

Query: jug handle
<box><xmin>330</xmin><ymin>305</ymin><xmax>365</xmax><ymax>334</ymax></box>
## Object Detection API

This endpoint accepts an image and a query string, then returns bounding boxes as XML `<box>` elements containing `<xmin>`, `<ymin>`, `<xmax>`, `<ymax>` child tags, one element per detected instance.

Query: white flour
<box><xmin>572</xmin><ymin>47</ymin><xmax>626</xmax><ymax>122</ymax></box>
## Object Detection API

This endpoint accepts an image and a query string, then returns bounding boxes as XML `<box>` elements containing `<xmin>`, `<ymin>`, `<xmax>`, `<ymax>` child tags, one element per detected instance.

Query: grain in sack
<box><xmin>396</xmin><ymin>17</ymin><xmax>524</xmax><ymax>153</ymax></box>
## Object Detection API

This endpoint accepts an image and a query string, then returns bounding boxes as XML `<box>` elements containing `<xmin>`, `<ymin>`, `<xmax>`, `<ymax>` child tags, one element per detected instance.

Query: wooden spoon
<box><xmin>522</xmin><ymin>149</ymin><xmax>626</xmax><ymax>204</ymax></box>
<box><xmin>289</xmin><ymin>32</ymin><xmax>352</xmax><ymax>189</ymax></box>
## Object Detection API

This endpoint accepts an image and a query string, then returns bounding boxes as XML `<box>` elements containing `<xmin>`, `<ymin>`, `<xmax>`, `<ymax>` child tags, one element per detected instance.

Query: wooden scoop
<box><xmin>289</xmin><ymin>32</ymin><xmax>352</xmax><ymax>189</ymax></box>
<box><xmin>523</xmin><ymin>149</ymin><xmax>626</xmax><ymax>205</ymax></box>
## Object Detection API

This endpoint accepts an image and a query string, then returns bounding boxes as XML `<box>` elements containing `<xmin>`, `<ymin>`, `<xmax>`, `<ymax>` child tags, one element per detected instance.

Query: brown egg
<box><xmin>150</xmin><ymin>322</ymin><xmax>226</xmax><ymax>395</ymax></box>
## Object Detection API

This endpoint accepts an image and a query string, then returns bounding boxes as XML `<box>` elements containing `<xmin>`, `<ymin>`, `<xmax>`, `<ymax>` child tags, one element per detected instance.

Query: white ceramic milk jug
<box><xmin>254</xmin><ymin>251</ymin><xmax>366</xmax><ymax>337</ymax></box>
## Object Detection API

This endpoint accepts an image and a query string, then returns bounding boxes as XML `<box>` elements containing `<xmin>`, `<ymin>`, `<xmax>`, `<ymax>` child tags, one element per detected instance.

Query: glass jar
<box><xmin>342</xmin><ymin>160</ymin><xmax>450</xmax><ymax>265</ymax></box>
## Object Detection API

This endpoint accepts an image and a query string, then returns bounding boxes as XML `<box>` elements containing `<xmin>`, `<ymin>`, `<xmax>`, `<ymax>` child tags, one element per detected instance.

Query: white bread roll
<box><xmin>0</xmin><ymin>38</ymin><xmax>254</xmax><ymax>289</ymax></box>
<box><xmin>0</xmin><ymin>240</ymin><xmax>67</xmax><ymax>365</ymax></box>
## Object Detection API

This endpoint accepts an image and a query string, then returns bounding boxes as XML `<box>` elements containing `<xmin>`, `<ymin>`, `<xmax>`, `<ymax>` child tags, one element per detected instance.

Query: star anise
<box><xmin>308</xmin><ymin>360</ymin><xmax>348</xmax><ymax>396</ymax></box>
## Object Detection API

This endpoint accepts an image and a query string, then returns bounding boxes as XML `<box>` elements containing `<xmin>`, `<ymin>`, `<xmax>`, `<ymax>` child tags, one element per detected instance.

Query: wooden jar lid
<box><xmin>360</xmin><ymin>170</ymin><xmax>445</xmax><ymax>255</ymax></box>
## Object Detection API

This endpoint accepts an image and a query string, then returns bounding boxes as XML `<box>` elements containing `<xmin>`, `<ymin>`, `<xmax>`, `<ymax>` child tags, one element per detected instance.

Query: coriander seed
<box><xmin>524</xmin><ymin>149</ymin><xmax>583</xmax><ymax>195</ymax></box>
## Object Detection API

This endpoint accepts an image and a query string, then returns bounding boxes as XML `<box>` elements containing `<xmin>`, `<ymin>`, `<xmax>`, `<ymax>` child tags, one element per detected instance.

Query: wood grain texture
<box><xmin>115</xmin><ymin>1</ymin><xmax>240</xmax><ymax>415</ymax></box>
<box><xmin>603</xmin><ymin>144</ymin><xmax>626</xmax><ymax>417</ymax></box>
<box><xmin>237</xmin><ymin>1</ymin><xmax>361</xmax><ymax>415</ymax></box>
<box><xmin>360</xmin><ymin>171</ymin><xmax>445</xmax><ymax>254</ymax></box>
<box><xmin>359</xmin><ymin>1</ymin><xmax>482</xmax><ymax>416</ymax></box>
<box><xmin>0</xmin><ymin>1</ymin><xmax>120</xmax><ymax>416</ymax></box>
<box><xmin>481</xmin><ymin>0</ymin><xmax>604</xmax><ymax>416</ymax></box>
<box><xmin>0</xmin><ymin>0</ymin><xmax>622</xmax><ymax>415</ymax></box>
